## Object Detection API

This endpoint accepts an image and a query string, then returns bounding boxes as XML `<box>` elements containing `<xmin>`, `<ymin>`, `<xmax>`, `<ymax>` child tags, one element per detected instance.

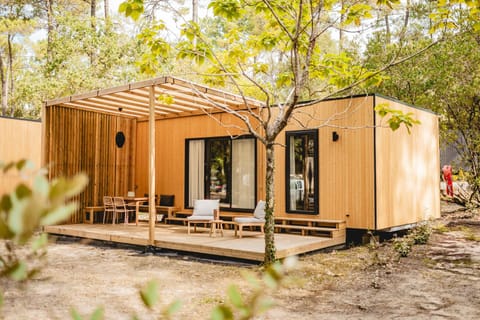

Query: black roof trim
<box><xmin>373</xmin><ymin>93</ymin><xmax>439</xmax><ymax>116</ymax></box>
<box><xmin>295</xmin><ymin>93</ymin><xmax>438</xmax><ymax>116</ymax></box>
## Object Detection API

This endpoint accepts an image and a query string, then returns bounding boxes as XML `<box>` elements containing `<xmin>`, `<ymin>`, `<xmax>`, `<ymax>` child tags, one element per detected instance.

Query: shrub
<box><xmin>410</xmin><ymin>223</ymin><xmax>432</xmax><ymax>245</ymax></box>
<box><xmin>392</xmin><ymin>237</ymin><xmax>413</xmax><ymax>257</ymax></box>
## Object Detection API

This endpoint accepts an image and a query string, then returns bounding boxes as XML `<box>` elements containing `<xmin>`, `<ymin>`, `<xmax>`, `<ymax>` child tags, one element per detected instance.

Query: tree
<box><xmin>119</xmin><ymin>0</ymin><xmax>470</xmax><ymax>265</ymax></box>
<box><xmin>366</xmin><ymin>32</ymin><xmax>480</xmax><ymax>203</ymax></box>
<box><xmin>0</xmin><ymin>0</ymin><xmax>36</xmax><ymax>116</ymax></box>
<box><xmin>362</xmin><ymin>0</ymin><xmax>480</xmax><ymax>204</ymax></box>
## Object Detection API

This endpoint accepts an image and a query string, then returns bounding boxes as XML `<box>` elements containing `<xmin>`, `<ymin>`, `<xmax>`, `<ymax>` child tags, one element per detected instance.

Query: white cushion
<box><xmin>187</xmin><ymin>215</ymin><xmax>214</xmax><ymax>221</ymax></box>
<box><xmin>234</xmin><ymin>217</ymin><xmax>264</xmax><ymax>224</ymax></box>
<box><xmin>193</xmin><ymin>199</ymin><xmax>220</xmax><ymax>216</ymax></box>
<box><xmin>253</xmin><ymin>200</ymin><xmax>266</xmax><ymax>220</ymax></box>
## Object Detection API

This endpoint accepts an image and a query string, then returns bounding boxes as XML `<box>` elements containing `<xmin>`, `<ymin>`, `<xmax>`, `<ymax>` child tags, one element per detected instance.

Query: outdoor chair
<box><xmin>233</xmin><ymin>200</ymin><xmax>266</xmax><ymax>238</ymax></box>
<box><xmin>102</xmin><ymin>196</ymin><xmax>115</xmax><ymax>224</ymax></box>
<box><xmin>187</xmin><ymin>199</ymin><xmax>220</xmax><ymax>234</ymax></box>
<box><xmin>112</xmin><ymin>196</ymin><xmax>136</xmax><ymax>224</ymax></box>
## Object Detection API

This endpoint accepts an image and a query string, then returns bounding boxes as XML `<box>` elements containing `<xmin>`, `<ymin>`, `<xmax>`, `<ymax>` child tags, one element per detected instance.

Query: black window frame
<box><xmin>285</xmin><ymin>129</ymin><xmax>319</xmax><ymax>215</ymax></box>
<box><xmin>184</xmin><ymin>135</ymin><xmax>257</xmax><ymax>212</ymax></box>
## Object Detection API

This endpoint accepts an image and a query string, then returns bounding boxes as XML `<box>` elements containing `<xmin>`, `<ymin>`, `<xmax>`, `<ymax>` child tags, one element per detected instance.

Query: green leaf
<box><xmin>158</xmin><ymin>94</ymin><xmax>175</xmax><ymax>105</ymax></box>
<box><xmin>165</xmin><ymin>300</ymin><xmax>182</xmax><ymax>317</ymax></box>
<box><xmin>70</xmin><ymin>308</ymin><xmax>83</xmax><ymax>320</ymax></box>
<box><xmin>15</xmin><ymin>184</ymin><xmax>32</xmax><ymax>199</ymax></box>
<box><xmin>32</xmin><ymin>233</ymin><xmax>49</xmax><ymax>251</ymax></box>
<box><xmin>33</xmin><ymin>174</ymin><xmax>50</xmax><ymax>198</ymax></box>
<box><xmin>2</xmin><ymin>161</ymin><xmax>16</xmax><ymax>173</ymax></box>
<box><xmin>140</xmin><ymin>280</ymin><xmax>159</xmax><ymax>309</ymax></box>
<box><xmin>227</xmin><ymin>284</ymin><xmax>243</xmax><ymax>308</ymax></box>
<box><xmin>9</xmin><ymin>261</ymin><xmax>28</xmax><ymax>281</ymax></box>
<box><xmin>211</xmin><ymin>305</ymin><xmax>233</xmax><ymax>320</ymax></box>
<box><xmin>40</xmin><ymin>202</ymin><xmax>78</xmax><ymax>226</ymax></box>
<box><xmin>0</xmin><ymin>194</ymin><xmax>12</xmax><ymax>212</ymax></box>
<box><xmin>0</xmin><ymin>217</ymin><xmax>14</xmax><ymax>240</ymax></box>
<box><xmin>89</xmin><ymin>307</ymin><xmax>104</xmax><ymax>320</ymax></box>
<box><xmin>208</xmin><ymin>0</ymin><xmax>242</xmax><ymax>19</ymax></box>
<box><xmin>15</xmin><ymin>159</ymin><xmax>27</xmax><ymax>171</ymax></box>
<box><xmin>7</xmin><ymin>197</ymin><xmax>28</xmax><ymax>236</ymax></box>
<box><xmin>257</xmin><ymin>298</ymin><xmax>275</xmax><ymax>314</ymax></box>
<box><xmin>119</xmin><ymin>0</ymin><xmax>144</xmax><ymax>21</ymax></box>
<box><xmin>49</xmin><ymin>174</ymin><xmax>88</xmax><ymax>203</ymax></box>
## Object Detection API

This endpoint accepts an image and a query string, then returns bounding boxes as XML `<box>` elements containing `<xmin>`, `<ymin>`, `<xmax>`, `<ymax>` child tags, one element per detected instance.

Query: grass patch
<box><xmin>460</xmin><ymin>226</ymin><xmax>480</xmax><ymax>241</ymax></box>
<box><xmin>433</xmin><ymin>224</ymin><xmax>450</xmax><ymax>233</ymax></box>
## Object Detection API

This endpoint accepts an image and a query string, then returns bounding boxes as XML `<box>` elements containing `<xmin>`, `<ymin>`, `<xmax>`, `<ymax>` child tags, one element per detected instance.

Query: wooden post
<box><xmin>148</xmin><ymin>86</ymin><xmax>156</xmax><ymax>245</ymax></box>
<box><xmin>41</xmin><ymin>103</ymin><xmax>47</xmax><ymax>168</ymax></box>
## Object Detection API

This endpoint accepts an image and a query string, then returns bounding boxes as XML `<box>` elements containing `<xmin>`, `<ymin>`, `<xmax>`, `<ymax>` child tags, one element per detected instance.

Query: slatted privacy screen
<box><xmin>44</xmin><ymin>106</ymin><xmax>136</xmax><ymax>223</ymax></box>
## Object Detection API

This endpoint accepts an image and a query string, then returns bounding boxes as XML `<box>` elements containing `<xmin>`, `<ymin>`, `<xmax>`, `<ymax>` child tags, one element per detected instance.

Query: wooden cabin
<box><xmin>43</xmin><ymin>77</ymin><xmax>440</xmax><ymax>231</ymax></box>
<box><xmin>0</xmin><ymin>116</ymin><xmax>42</xmax><ymax>194</ymax></box>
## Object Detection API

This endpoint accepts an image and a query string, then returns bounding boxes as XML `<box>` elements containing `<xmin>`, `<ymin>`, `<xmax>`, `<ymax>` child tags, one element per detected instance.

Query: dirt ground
<box><xmin>1</xmin><ymin>202</ymin><xmax>479</xmax><ymax>319</ymax></box>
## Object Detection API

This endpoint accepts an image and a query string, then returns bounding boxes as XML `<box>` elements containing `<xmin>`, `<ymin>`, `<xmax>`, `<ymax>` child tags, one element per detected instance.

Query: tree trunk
<box><xmin>339</xmin><ymin>0</ymin><xmax>344</xmax><ymax>51</ymax></box>
<box><xmin>0</xmin><ymin>52</ymin><xmax>7</xmax><ymax>116</ymax></box>
<box><xmin>46</xmin><ymin>0</ymin><xmax>54</xmax><ymax>66</ymax></box>
<box><xmin>7</xmin><ymin>34</ymin><xmax>14</xmax><ymax>116</ymax></box>
<box><xmin>192</xmin><ymin>0</ymin><xmax>198</xmax><ymax>23</ymax></box>
<box><xmin>264</xmin><ymin>142</ymin><xmax>277</xmax><ymax>265</ymax></box>
<box><xmin>91</xmin><ymin>0</ymin><xmax>96</xmax><ymax>20</ymax></box>
<box><xmin>385</xmin><ymin>15</ymin><xmax>391</xmax><ymax>45</ymax></box>
<box><xmin>104</xmin><ymin>0</ymin><xmax>109</xmax><ymax>20</ymax></box>
<box><xmin>90</xmin><ymin>0</ymin><xmax>97</xmax><ymax>66</ymax></box>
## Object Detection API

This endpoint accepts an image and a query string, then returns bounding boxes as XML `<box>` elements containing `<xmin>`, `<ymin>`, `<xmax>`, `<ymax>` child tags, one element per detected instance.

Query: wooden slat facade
<box><xmin>44</xmin><ymin>106</ymin><xmax>136</xmax><ymax>223</ymax></box>
<box><xmin>134</xmin><ymin>95</ymin><xmax>439</xmax><ymax>230</ymax></box>
<box><xmin>375</xmin><ymin>96</ymin><xmax>440</xmax><ymax>229</ymax></box>
<box><xmin>0</xmin><ymin>117</ymin><xmax>42</xmax><ymax>194</ymax></box>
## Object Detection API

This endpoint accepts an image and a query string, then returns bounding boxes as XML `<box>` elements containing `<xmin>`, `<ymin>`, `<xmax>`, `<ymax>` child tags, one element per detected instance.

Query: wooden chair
<box><xmin>102</xmin><ymin>196</ymin><xmax>115</xmax><ymax>224</ymax></box>
<box><xmin>112</xmin><ymin>197</ymin><xmax>136</xmax><ymax>224</ymax></box>
<box><xmin>233</xmin><ymin>200</ymin><xmax>266</xmax><ymax>238</ymax></box>
<box><xmin>187</xmin><ymin>199</ymin><xmax>220</xmax><ymax>234</ymax></box>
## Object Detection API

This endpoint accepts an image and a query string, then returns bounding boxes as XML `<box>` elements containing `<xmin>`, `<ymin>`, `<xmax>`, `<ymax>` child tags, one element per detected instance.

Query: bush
<box><xmin>410</xmin><ymin>223</ymin><xmax>432</xmax><ymax>245</ymax></box>
<box><xmin>392</xmin><ymin>237</ymin><xmax>413</xmax><ymax>257</ymax></box>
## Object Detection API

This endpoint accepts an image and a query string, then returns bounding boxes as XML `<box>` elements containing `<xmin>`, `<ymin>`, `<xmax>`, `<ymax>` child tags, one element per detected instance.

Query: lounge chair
<box><xmin>187</xmin><ymin>199</ymin><xmax>220</xmax><ymax>234</ymax></box>
<box><xmin>233</xmin><ymin>200</ymin><xmax>266</xmax><ymax>238</ymax></box>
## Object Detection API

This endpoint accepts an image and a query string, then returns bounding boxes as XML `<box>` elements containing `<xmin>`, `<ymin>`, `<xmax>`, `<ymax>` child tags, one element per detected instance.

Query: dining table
<box><xmin>123</xmin><ymin>196</ymin><xmax>148</xmax><ymax>225</ymax></box>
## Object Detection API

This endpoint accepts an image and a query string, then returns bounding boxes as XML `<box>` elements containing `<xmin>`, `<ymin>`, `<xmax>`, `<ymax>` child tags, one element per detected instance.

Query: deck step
<box><xmin>274</xmin><ymin>219</ymin><xmax>346</xmax><ymax>237</ymax></box>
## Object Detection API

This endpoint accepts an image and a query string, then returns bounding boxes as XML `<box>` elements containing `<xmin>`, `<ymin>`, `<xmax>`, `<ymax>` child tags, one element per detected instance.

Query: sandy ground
<box><xmin>1</xmin><ymin>202</ymin><xmax>479</xmax><ymax>319</ymax></box>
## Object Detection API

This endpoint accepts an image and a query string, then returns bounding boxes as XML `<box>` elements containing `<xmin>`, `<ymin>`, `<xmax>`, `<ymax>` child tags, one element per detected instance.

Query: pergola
<box><xmin>45</xmin><ymin>76</ymin><xmax>263</xmax><ymax>245</ymax></box>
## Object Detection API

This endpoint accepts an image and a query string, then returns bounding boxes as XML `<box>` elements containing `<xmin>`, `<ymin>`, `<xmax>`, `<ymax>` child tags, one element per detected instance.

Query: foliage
<box><xmin>0</xmin><ymin>160</ymin><xmax>87</xmax><ymax>287</ymax></box>
<box><xmin>392</xmin><ymin>223</ymin><xmax>432</xmax><ymax>258</ymax></box>
<box><xmin>409</xmin><ymin>222</ymin><xmax>432</xmax><ymax>245</ymax></box>
<box><xmin>375</xmin><ymin>103</ymin><xmax>421</xmax><ymax>133</ymax></box>
<box><xmin>365</xmin><ymin>27</ymin><xmax>480</xmax><ymax>203</ymax></box>
<box><xmin>392</xmin><ymin>236</ymin><xmax>413</xmax><ymax>257</ymax></box>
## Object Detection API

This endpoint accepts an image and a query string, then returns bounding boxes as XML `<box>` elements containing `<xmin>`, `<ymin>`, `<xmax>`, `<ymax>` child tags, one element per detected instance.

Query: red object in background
<box><xmin>442</xmin><ymin>165</ymin><xmax>454</xmax><ymax>197</ymax></box>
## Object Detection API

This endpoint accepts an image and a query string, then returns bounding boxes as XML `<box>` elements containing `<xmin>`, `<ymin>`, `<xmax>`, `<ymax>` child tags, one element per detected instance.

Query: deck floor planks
<box><xmin>44</xmin><ymin>223</ymin><xmax>345</xmax><ymax>261</ymax></box>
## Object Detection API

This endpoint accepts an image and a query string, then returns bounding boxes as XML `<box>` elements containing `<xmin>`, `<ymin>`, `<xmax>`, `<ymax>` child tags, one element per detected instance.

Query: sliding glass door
<box><xmin>186</xmin><ymin>136</ymin><xmax>256</xmax><ymax>210</ymax></box>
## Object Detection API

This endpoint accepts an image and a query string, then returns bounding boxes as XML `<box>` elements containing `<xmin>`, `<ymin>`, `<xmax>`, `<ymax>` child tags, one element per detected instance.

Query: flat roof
<box><xmin>45</xmin><ymin>76</ymin><xmax>263</xmax><ymax>120</ymax></box>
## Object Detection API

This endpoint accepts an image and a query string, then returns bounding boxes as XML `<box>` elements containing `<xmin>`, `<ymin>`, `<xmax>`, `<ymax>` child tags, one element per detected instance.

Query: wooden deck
<box><xmin>44</xmin><ymin>223</ymin><xmax>346</xmax><ymax>262</ymax></box>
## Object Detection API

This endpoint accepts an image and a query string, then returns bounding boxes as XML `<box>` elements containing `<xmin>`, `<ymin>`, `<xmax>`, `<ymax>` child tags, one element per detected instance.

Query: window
<box><xmin>286</xmin><ymin>130</ymin><xmax>318</xmax><ymax>214</ymax></box>
<box><xmin>186</xmin><ymin>136</ymin><xmax>256</xmax><ymax>210</ymax></box>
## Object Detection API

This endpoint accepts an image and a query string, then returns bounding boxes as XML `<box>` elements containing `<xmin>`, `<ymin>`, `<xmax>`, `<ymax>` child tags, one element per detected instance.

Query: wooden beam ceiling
<box><xmin>45</xmin><ymin>76</ymin><xmax>263</xmax><ymax>118</ymax></box>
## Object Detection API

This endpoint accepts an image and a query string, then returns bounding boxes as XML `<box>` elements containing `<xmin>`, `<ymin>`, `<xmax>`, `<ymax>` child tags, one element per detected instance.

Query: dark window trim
<box><xmin>285</xmin><ymin>129</ymin><xmax>319</xmax><ymax>215</ymax></box>
<box><xmin>184</xmin><ymin>135</ymin><xmax>257</xmax><ymax>212</ymax></box>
